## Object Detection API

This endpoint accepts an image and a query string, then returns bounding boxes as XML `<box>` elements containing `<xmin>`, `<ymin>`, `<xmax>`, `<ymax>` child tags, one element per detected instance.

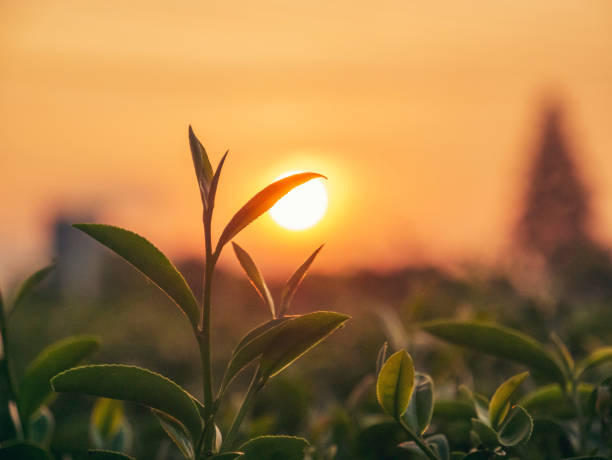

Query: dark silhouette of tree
<box><xmin>514</xmin><ymin>103</ymin><xmax>593</xmax><ymax>259</ymax></box>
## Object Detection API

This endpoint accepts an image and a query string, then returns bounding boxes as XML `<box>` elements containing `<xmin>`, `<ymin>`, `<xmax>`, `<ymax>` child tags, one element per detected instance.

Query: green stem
<box><xmin>398</xmin><ymin>418</ymin><xmax>438</xmax><ymax>460</ymax></box>
<box><xmin>570</xmin><ymin>377</ymin><xmax>586</xmax><ymax>454</ymax></box>
<box><xmin>220</xmin><ymin>367</ymin><xmax>265</xmax><ymax>452</ymax></box>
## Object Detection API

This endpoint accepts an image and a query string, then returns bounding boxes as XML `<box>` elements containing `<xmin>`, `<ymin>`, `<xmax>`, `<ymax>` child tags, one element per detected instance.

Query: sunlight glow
<box><xmin>269</xmin><ymin>171</ymin><xmax>328</xmax><ymax>230</ymax></box>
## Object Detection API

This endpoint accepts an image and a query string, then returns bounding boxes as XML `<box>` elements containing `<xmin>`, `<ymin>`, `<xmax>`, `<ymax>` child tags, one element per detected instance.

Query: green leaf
<box><xmin>11</xmin><ymin>265</ymin><xmax>54</xmax><ymax>316</ymax></box>
<box><xmin>496</xmin><ymin>405</ymin><xmax>533</xmax><ymax>447</ymax></box>
<box><xmin>51</xmin><ymin>364</ymin><xmax>202</xmax><ymax>440</ymax></box>
<box><xmin>88</xmin><ymin>450</ymin><xmax>136</xmax><ymax>460</ymax></box>
<box><xmin>152</xmin><ymin>409</ymin><xmax>193</xmax><ymax>459</ymax></box>
<box><xmin>74</xmin><ymin>224</ymin><xmax>200</xmax><ymax>327</ymax></box>
<box><xmin>19</xmin><ymin>335</ymin><xmax>100</xmax><ymax>420</ymax></box>
<box><xmin>376</xmin><ymin>349</ymin><xmax>415</xmax><ymax>420</ymax></box>
<box><xmin>259</xmin><ymin>311</ymin><xmax>350</xmax><ymax>378</ymax></box>
<box><xmin>239</xmin><ymin>435</ymin><xmax>308</xmax><ymax>460</ymax></box>
<box><xmin>519</xmin><ymin>383</ymin><xmax>592</xmax><ymax>418</ymax></box>
<box><xmin>188</xmin><ymin>125</ymin><xmax>214</xmax><ymax>204</ymax></box>
<box><xmin>278</xmin><ymin>245</ymin><xmax>323</xmax><ymax>317</ymax></box>
<box><xmin>402</xmin><ymin>373</ymin><xmax>434</xmax><ymax>435</ymax></box>
<box><xmin>216</xmin><ymin>173</ymin><xmax>326</xmax><ymax>251</ymax></box>
<box><xmin>460</xmin><ymin>385</ymin><xmax>489</xmax><ymax>424</ymax></box>
<box><xmin>575</xmin><ymin>346</ymin><xmax>612</xmax><ymax>378</ymax></box>
<box><xmin>550</xmin><ymin>332</ymin><xmax>574</xmax><ymax>378</ymax></box>
<box><xmin>232</xmin><ymin>243</ymin><xmax>275</xmax><ymax>317</ymax></box>
<box><xmin>221</xmin><ymin>317</ymin><xmax>293</xmax><ymax>391</ymax></box>
<box><xmin>488</xmin><ymin>371</ymin><xmax>529</xmax><ymax>429</ymax></box>
<box><xmin>28</xmin><ymin>406</ymin><xmax>54</xmax><ymax>447</ymax></box>
<box><xmin>90</xmin><ymin>398</ymin><xmax>131</xmax><ymax>452</ymax></box>
<box><xmin>0</xmin><ymin>442</ymin><xmax>51</xmax><ymax>460</ymax></box>
<box><xmin>206</xmin><ymin>151</ymin><xmax>229</xmax><ymax>214</ymax></box>
<box><xmin>421</xmin><ymin>320</ymin><xmax>564</xmax><ymax>384</ymax></box>
<box><xmin>433</xmin><ymin>400</ymin><xmax>476</xmax><ymax>420</ymax></box>
<box><xmin>426</xmin><ymin>434</ymin><xmax>449</xmax><ymax>460</ymax></box>
<box><xmin>470</xmin><ymin>418</ymin><xmax>498</xmax><ymax>448</ymax></box>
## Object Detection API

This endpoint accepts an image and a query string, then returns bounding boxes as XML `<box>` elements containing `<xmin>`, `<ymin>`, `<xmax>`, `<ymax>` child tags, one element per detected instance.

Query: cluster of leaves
<box><xmin>0</xmin><ymin>128</ymin><xmax>349</xmax><ymax>460</ymax></box>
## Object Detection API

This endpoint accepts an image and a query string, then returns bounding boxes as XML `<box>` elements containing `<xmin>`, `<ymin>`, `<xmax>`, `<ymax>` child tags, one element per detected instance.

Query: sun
<box><xmin>269</xmin><ymin>171</ymin><xmax>328</xmax><ymax>230</ymax></box>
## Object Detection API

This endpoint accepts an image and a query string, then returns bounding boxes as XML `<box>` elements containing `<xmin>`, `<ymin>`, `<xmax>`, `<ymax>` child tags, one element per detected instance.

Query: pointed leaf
<box><xmin>278</xmin><ymin>245</ymin><xmax>323</xmax><ymax>316</ymax></box>
<box><xmin>188</xmin><ymin>125</ymin><xmax>214</xmax><ymax>203</ymax></box>
<box><xmin>259</xmin><ymin>311</ymin><xmax>350</xmax><ymax>378</ymax></box>
<box><xmin>88</xmin><ymin>450</ymin><xmax>136</xmax><ymax>460</ymax></box>
<box><xmin>550</xmin><ymin>332</ymin><xmax>574</xmax><ymax>377</ymax></box>
<box><xmin>91</xmin><ymin>398</ymin><xmax>126</xmax><ymax>449</ymax></box>
<box><xmin>402</xmin><ymin>373</ymin><xmax>434</xmax><ymax>435</ymax></box>
<box><xmin>74</xmin><ymin>224</ymin><xmax>199</xmax><ymax>327</ymax></box>
<box><xmin>497</xmin><ymin>405</ymin><xmax>533</xmax><ymax>446</ymax></box>
<box><xmin>0</xmin><ymin>442</ymin><xmax>51</xmax><ymax>460</ymax></box>
<box><xmin>206</xmin><ymin>151</ymin><xmax>228</xmax><ymax>213</ymax></box>
<box><xmin>51</xmin><ymin>364</ymin><xmax>202</xmax><ymax>440</ymax></box>
<box><xmin>576</xmin><ymin>346</ymin><xmax>612</xmax><ymax>378</ymax></box>
<box><xmin>489</xmin><ymin>371</ymin><xmax>529</xmax><ymax>429</ymax></box>
<box><xmin>239</xmin><ymin>435</ymin><xmax>308</xmax><ymax>460</ymax></box>
<box><xmin>19</xmin><ymin>335</ymin><xmax>100</xmax><ymax>420</ymax></box>
<box><xmin>152</xmin><ymin>409</ymin><xmax>194</xmax><ymax>459</ymax></box>
<box><xmin>232</xmin><ymin>243</ymin><xmax>274</xmax><ymax>317</ymax></box>
<box><xmin>221</xmin><ymin>317</ymin><xmax>293</xmax><ymax>391</ymax></box>
<box><xmin>421</xmin><ymin>320</ymin><xmax>564</xmax><ymax>384</ymax></box>
<box><xmin>376</xmin><ymin>350</ymin><xmax>415</xmax><ymax>419</ymax></box>
<box><xmin>460</xmin><ymin>385</ymin><xmax>490</xmax><ymax>424</ymax></box>
<box><xmin>216</xmin><ymin>173</ymin><xmax>326</xmax><ymax>251</ymax></box>
<box><xmin>11</xmin><ymin>265</ymin><xmax>54</xmax><ymax>316</ymax></box>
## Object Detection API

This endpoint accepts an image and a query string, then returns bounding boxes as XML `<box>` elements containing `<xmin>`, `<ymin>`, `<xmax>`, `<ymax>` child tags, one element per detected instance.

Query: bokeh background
<box><xmin>2</xmin><ymin>2</ymin><xmax>612</xmax><ymax>459</ymax></box>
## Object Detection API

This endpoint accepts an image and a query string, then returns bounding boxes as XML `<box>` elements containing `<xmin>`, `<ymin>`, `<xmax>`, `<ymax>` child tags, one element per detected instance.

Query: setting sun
<box><xmin>269</xmin><ymin>171</ymin><xmax>328</xmax><ymax>230</ymax></box>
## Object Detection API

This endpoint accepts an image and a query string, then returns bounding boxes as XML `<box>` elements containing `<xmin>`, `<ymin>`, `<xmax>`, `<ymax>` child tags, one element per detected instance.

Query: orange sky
<box><xmin>1</xmin><ymin>1</ymin><xmax>611</xmax><ymax>285</ymax></box>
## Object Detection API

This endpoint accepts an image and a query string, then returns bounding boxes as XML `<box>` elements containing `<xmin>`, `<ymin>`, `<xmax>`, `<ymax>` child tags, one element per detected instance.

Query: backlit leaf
<box><xmin>489</xmin><ymin>371</ymin><xmax>529</xmax><ymax>429</ymax></box>
<box><xmin>426</xmin><ymin>434</ymin><xmax>449</xmax><ymax>460</ymax></box>
<box><xmin>11</xmin><ymin>265</ymin><xmax>54</xmax><ymax>316</ymax></box>
<box><xmin>497</xmin><ymin>405</ymin><xmax>533</xmax><ymax>447</ymax></box>
<box><xmin>232</xmin><ymin>243</ymin><xmax>274</xmax><ymax>317</ymax></box>
<box><xmin>74</xmin><ymin>224</ymin><xmax>200</xmax><ymax>327</ymax></box>
<box><xmin>51</xmin><ymin>364</ymin><xmax>202</xmax><ymax>440</ymax></box>
<box><xmin>19</xmin><ymin>335</ymin><xmax>99</xmax><ymax>420</ymax></box>
<box><xmin>260</xmin><ymin>311</ymin><xmax>350</xmax><ymax>378</ymax></box>
<box><xmin>278</xmin><ymin>245</ymin><xmax>324</xmax><ymax>317</ymax></box>
<box><xmin>376</xmin><ymin>350</ymin><xmax>415</xmax><ymax>419</ymax></box>
<box><xmin>575</xmin><ymin>346</ymin><xmax>612</xmax><ymax>378</ymax></box>
<box><xmin>239</xmin><ymin>435</ymin><xmax>308</xmax><ymax>460</ymax></box>
<box><xmin>188</xmin><ymin>125</ymin><xmax>214</xmax><ymax>204</ymax></box>
<box><xmin>519</xmin><ymin>383</ymin><xmax>592</xmax><ymax>418</ymax></box>
<box><xmin>421</xmin><ymin>320</ymin><xmax>564</xmax><ymax>384</ymax></box>
<box><xmin>152</xmin><ymin>409</ymin><xmax>193</xmax><ymax>459</ymax></box>
<box><xmin>28</xmin><ymin>406</ymin><xmax>54</xmax><ymax>447</ymax></box>
<box><xmin>216</xmin><ymin>173</ymin><xmax>326</xmax><ymax>251</ymax></box>
<box><xmin>402</xmin><ymin>373</ymin><xmax>434</xmax><ymax>435</ymax></box>
<box><xmin>471</xmin><ymin>417</ymin><xmax>498</xmax><ymax>448</ymax></box>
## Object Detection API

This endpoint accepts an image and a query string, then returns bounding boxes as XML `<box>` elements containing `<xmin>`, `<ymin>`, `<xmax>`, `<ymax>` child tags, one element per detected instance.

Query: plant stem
<box><xmin>398</xmin><ymin>418</ymin><xmax>438</xmax><ymax>460</ymax></box>
<box><xmin>220</xmin><ymin>367</ymin><xmax>265</xmax><ymax>452</ymax></box>
<box><xmin>570</xmin><ymin>377</ymin><xmax>586</xmax><ymax>454</ymax></box>
<box><xmin>199</xmin><ymin>209</ymin><xmax>217</xmax><ymax>456</ymax></box>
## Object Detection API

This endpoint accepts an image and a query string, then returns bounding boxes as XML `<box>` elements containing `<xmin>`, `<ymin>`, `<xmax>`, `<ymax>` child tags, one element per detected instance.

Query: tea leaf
<box><xmin>519</xmin><ymin>383</ymin><xmax>592</xmax><ymax>418</ymax></box>
<box><xmin>239</xmin><ymin>435</ymin><xmax>308</xmax><ymax>460</ymax></box>
<box><xmin>433</xmin><ymin>400</ymin><xmax>476</xmax><ymax>420</ymax></box>
<box><xmin>206</xmin><ymin>151</ymin><xmax>229</xmax><ymax>214</ymax></box>
<box><xmin>425</xmin><ymin>434</ymin><xmax>449</xmax><ymax>460</ymax></box>
<box><xmin>489</xmin><ymin>371</ymin><xmax>529</xmax><ymax>429</ymax></box>
<box><xmin>402</xmin><ymin>373</ymin><xmax>434</xmax><ymax>435</ymax></box>
<box><xmin>152</xmin><ymin>409</ymin><xmax>194</xmax><ymax>459</ymax></box>
<box><xmin>221</xmin><ymin>317</ymin><xmax>292</xmax><ymax>391</ymax></box>
<box><xmin>51</xmin><ymin>364</ymin><xmax>202</xmax><ymax>440</ymax></box>
<box><xmin>496</xmin><ymin>405</ymin><xmax>533</xmax><ymax>447</ymax></box>
<box><xmin>188</xmin><ymin>125</ymin><xmax>214</xmax><ymax>204</ymax></box>
<box><xmin>232</xmin><ymin>243</ymin><xmax>274</xmax><ymax>317</ymax></box>
<box><xmin>421</xmin><ymin>320</ymin><xmax>564</xmax><ymax>384</ymax></box>
<box><xmin>88</xmin><ymin>450</ymin><xmax>136</xmax><ymax>460</ymax></box>
<box><xmin>19</xmin><ymin>335</ymin><xmax>99</xmax><ymax>420</ymax></box>
<box><xmin>11</xmin><ymin>265</ymin><xmax>54</xmax><ymax>316</ymax></box>
<box><xmin>550</xmin><ymin>333</ymin><xmax>574</xmax><ymax>378</ymax></box>
<box><xmin>216</xmin><ymin>173</ymin><xmax>326</xmax><ymax>251</ymax></box>
<box><xmin>278</xmin><ymin>245</ymin><xmax>324</xmax><ymax>317</ymax></box>
<box><xmin>375</xmin><ymin>342</ymin><xmax>389</xmax><ymax>376</ymax></box>
<box><xmin>0</xmin><ymin>442</ymin><xmax>51</xmax><ymax>460</ymax></box>
<box><xmin>260</xmin><ymin>311</ymin><xmax>350</xmax><ymax>378</ymax></box>
<box><xmin>575</xmin><ymin>346</ymin><xmax>612</xmax><ymax>378</ymax></box>
<box><xmin>91</xmin><ymin>398</ymin><xmax>125</xmax><ymax>449</ymax></box>
<box><xmin>376</xmin><ymin>350</ymin><xmax>415</xmax><ymax>420</ymax></box>
<box><xmin>74</xmin><ymin>224</ymin><xmax>200</xmax><ymax>328</ymax></box>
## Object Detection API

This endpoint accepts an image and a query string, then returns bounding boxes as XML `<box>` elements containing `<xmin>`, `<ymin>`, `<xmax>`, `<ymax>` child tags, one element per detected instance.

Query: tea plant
<box><xmin>422</xmin><ymin>320</ymin><xmax>612</xmax><ymax>458</ymax></box>
<box><xmin>46</xmin><ymin>127</ymin><xmax>349</xmax><ymax>459</ymax></box>
<box><xmin>0</xmin><ymin>266</ymin><xmax>99</xmax><ymax>458</ymax></box>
